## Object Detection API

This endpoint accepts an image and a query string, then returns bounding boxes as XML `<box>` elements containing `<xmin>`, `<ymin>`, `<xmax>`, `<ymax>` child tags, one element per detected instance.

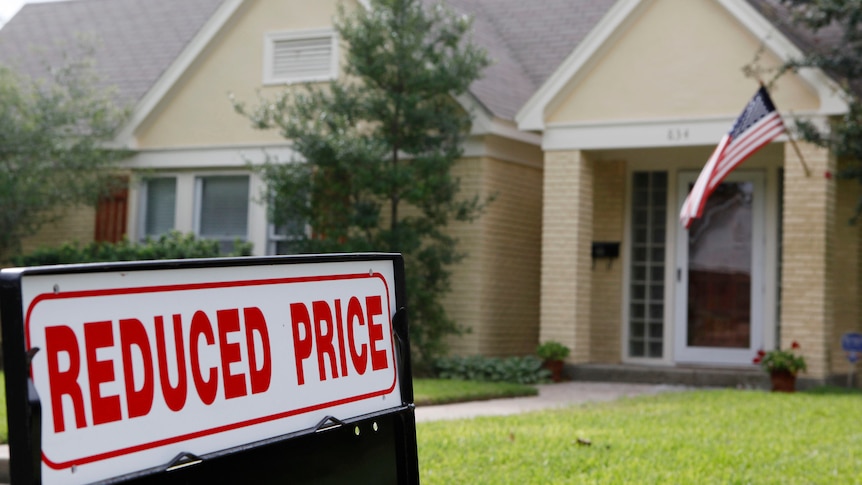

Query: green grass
<box><xmin>413</xmin><ymin>378</ymin><xmax>538</xmax><ymax>405</ymax></box>
<box><xmin>417</xmin><ymin>389</ymin><xmax>862</xmax><ymax>484</ymax></box>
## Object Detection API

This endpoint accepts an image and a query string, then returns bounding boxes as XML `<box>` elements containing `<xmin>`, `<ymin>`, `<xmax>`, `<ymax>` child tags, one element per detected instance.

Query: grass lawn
<box><xmin>413</xmin><ymin>378</ymin><xmax>538</xmax><ymax>405</ymax></box>
<box><xmin>417</xmin><ymin>388</ymin><xmax>862</xmax><ymax>484</ymax></box>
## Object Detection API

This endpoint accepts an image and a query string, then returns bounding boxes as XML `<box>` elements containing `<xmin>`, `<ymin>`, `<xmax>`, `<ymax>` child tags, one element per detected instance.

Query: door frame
<box><xmin>673</xmin><ymin>170</ymin><xmax>767</xmax><ymax>365</ymax></box>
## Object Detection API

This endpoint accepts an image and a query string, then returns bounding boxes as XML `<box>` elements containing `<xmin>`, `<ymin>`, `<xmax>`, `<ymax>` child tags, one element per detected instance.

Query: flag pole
<box><xmin>755</xmin><ymin>79</ymin><xmax>812</xmax><ymax>178</ymax></box>
<box><xmin>783</xmin><ymin>126</ymin><xmax>812</xmax><ymax>177</ymax></box>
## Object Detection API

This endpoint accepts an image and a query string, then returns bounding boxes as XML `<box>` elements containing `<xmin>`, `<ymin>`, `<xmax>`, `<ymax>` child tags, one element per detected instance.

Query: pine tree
<box><xmin>235</xmin><ymin>0</ymin><xmax>489</xmax><ymax>371</ymax></box>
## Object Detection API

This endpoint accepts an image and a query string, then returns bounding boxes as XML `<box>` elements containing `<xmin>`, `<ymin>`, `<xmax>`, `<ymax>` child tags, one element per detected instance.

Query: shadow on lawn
<box><xmin>803</xmin><ymin>385</ymin><xmax>862</xmax><ymax>396</ymax></box>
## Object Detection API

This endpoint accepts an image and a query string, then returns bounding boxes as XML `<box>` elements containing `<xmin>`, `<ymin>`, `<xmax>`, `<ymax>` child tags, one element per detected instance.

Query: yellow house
<box><xmin>1</xmin><ymin>0</ymin><xmax>859</xmax><ymax>386</ymax></box>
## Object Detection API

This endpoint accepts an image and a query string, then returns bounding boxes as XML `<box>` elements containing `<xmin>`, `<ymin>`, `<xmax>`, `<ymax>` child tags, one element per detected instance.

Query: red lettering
<box><xmin>243</xmin><ymin>307</ymin><xmax>271</xmax><ymax>394</ymax></box>
<box><xmin>347</xmin><ymin>297</ymin><xmax>368</xmax><ymax>375</ymax></box>
<box><xmin>189</xmin><ymin>311</ymin><xmax>218</xmax><ymax>405</ymax></box>
<box><xmin>119</xmin><ymin>318</ymin><xmax>154</xmax><ymax>419</ymax></box>
<box><xmin>155</xmin><ymin>315</ymin><xmax>188</xmax><ymax>412</ymax></box>
<box><xmin>334</xmin><ymin>299</ymin><xmax>349</xmax><ymax>378</ymax></box>
<box><xmin>45</xmin><ymin>325</ymin><xmax>87</xmax><ymax>432</ymax></box>
<box><xmin>312</xmin><ymin>301</ymin><xmax>338</xmax><ymax>381</ymax></box>
<box><xmin>84</xmin><ymin>321</ymin><xmax>122</xmax><ymax>426</ymax></box>
<box><xmin>291</xmin><ymin>303</ymin><xmax>313</xmax><ymax>385</ymax></box>
<box><xmin>217</xmin><ymin>309</ymin><xmax>247</xmax><ymax>399</ymax></box>
<box><xmin>366</xmin><ymin>296</ymin><xmax>388</xmax><ymax>371</ymax></box>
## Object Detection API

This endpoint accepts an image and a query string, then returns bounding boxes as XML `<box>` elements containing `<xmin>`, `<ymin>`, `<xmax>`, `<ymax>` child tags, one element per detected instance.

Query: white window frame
<box><xmin>263</xmin><ymin>28</ymin><xmax>338</xmax><ymax>85</ymax></box>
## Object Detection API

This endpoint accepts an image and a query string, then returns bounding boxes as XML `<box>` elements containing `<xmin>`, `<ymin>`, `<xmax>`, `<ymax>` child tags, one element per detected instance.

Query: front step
<box><xmin>567</xmin><ymin>363</ymin><xmax>771</xmax><ymax>389</ymax></box>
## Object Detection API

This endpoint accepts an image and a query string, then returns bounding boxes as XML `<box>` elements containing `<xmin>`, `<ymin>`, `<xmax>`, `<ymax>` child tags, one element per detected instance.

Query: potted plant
<box><xmin>537</xmin><ymin>340</ymin><xmax>570</xmax><ymax>382</ymax></box>
<box><xmin>752</xmin><ymin>341</ymin><xmax>807</xmax><ymax>392</ymax></box>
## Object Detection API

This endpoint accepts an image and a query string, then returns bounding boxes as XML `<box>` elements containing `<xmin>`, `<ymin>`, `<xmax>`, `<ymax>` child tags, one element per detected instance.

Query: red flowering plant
<box><xmin>752</xmin><ymin>341</ymin><xmax>807</xmax><ymax>374</ymax></box>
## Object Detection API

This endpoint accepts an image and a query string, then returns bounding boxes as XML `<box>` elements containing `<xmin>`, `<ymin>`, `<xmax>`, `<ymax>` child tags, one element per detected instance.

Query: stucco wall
<box><xmin>547</xmin><ymin>0</ymin><xmax>818</xmax><ymax>124</ymax></box>
<box><xmin>135</xmin><ymin>0</ymin><xmax>355</xmax><ymax>148</ymax></box>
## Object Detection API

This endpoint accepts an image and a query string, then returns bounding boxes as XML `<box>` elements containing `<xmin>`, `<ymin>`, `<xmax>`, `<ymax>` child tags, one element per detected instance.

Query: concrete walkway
<box><xmin>415</xmin><ymin>381</ymin><xmax>686</xmax><ymax>422</ymax></box>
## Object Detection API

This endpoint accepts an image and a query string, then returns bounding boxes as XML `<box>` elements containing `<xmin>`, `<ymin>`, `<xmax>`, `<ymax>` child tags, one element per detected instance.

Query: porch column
<box><xmin>780</xmin><ymin>142</ymin><xmax>836</xmax><ymax>379</ymax></box>
<box><xmin>540</xmin><ymin>150</ymin><xmax>593</xmax><ymax>362</ymax></box>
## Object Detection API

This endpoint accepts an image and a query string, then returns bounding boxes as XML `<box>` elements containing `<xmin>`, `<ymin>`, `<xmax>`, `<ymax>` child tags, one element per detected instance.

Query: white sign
<box><xmin>21</xmin><ymin>259</ymin><xmax>401</xmax><ymax>485</ymax></box>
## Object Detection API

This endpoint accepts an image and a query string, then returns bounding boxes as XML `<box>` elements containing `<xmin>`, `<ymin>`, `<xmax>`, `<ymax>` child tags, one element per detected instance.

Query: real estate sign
<box><xmin>0</xmin><ymin>254</ymin><xmax>418</xmax><ymax>484</ymax></box>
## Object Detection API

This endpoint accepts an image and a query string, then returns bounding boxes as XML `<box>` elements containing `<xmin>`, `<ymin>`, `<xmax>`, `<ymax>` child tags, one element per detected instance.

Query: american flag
<box><xmin>680</xmin><ymin>86</ymin><xmax>785</xmax><ymax>229</ymax></box>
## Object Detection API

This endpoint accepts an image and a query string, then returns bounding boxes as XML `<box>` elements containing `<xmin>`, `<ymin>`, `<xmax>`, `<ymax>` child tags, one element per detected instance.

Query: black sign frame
<box><xmin>1</xmin><ymin>253</ymin><xmax>418</xmax><ymax>484</ymax></box>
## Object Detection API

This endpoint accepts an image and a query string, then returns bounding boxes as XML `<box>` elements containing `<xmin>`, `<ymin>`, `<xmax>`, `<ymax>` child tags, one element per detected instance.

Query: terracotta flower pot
<box><xmin>770</xmin><ymin>369</ymin><xmax>796</xmax><ymax>392</ymax></box>
<box><xmin>543</xmin><ymin>359</ymin><xmax>565</xmax><ymax>382</ymax></box>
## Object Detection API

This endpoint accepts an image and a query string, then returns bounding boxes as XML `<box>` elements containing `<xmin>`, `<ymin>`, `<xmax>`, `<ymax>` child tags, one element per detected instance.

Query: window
<box><xmin>196</xmin><ymin>175</ymin><xmax>250</xmax><ymax>253</ymax></box>
<box><xmin>268</xmin><ymin>219</ymin><xmax>306</xmax><ymax>255</ymax></box>
<box><xmin>629</xmin><ymin>171</ymin><xmax>667</xmax><ymax>359</ymax></box>
<box><xmin>263</xmin><ymin>29</ymin><xmax>337</xmax><ymax>84</ymax></box>
<box><xmin>141</xmin><ymin>177</ymin><xmax>176</xmax><ymax>239</ymax></box>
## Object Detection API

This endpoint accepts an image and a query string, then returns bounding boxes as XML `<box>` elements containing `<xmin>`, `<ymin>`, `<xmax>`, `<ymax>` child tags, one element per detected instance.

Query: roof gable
<box><xmin>516</xmin><ymin>0</ymin><xmax>847</xmax><ymax>132</ymax></box>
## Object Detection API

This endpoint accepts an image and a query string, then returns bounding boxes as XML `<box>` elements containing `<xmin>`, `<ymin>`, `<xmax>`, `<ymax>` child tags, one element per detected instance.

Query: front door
<box><xmin>674</xmin><ymin>171</ymin><xmax>765</xmax><ymax>365</ymax></box>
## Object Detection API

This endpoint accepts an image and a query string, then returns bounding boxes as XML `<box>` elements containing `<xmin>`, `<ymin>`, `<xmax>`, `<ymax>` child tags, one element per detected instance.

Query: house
<box><xmin>1</xmin><ymin>0</ymin><xmax>859</xmax><ymax>386</ymax></box>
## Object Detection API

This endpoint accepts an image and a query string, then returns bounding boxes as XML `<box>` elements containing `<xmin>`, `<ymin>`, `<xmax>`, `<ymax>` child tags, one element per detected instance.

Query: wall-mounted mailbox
<box><xmin>591</xmin><ymin>242</ymin><xmax>620</xmax><ymax>269</ymax></box>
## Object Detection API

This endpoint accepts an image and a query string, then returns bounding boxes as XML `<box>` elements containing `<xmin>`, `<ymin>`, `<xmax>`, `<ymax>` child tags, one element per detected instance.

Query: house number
<box><xmin>667</xmin><ymin>128</ymin><xmax>689</xmax><ymax>141</ymax></box>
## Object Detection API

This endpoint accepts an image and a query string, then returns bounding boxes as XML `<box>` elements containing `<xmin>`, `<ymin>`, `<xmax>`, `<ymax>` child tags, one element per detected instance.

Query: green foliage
<box><xmin>775</xmin><ymin>0</ymin><xmax>862</xmax><ymax>221</ymax></box>
<box><xmin>234</xmin><ymin>0</ymin><xmax>490</xmax><ymax>371</ymax></box>
<box><xmin>536</xmin><ymin>340</ymin><xmax>570</xmax><ymax>361</ymax></box>
<box><xmin>417</xmin><ymin>390</ymin><xmax>862</xmax><ymax>483</ymax></box>
<box><xmin>0</xmin><ymin>54</ymin><xmax>131</xmax><ymax>263</ymax></box>
<box><xmin>752</xmin><ymin>341</ymin><xmax>807</xmax><ymax>374</ymax></box>
<box><xmin>434</xmin><ymin>355</ymin><xmax>551</xmax><ymax>385</ymax></box>
<box><xmin>11</xmin><ymin>231</ymin><xmax>252</xmax><ymax>266</ymax></box>
<box><xmin>413</xmin><ymin>378</ymin><xmax>538</xmax><ymax>406</ymax></box>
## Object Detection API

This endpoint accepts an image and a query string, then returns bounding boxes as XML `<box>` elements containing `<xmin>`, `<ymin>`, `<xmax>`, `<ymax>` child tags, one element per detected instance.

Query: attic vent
<box><xmin>264</xmin><ymin>29</ymin><xmax>337</xmax><ymax>84</ymax></box>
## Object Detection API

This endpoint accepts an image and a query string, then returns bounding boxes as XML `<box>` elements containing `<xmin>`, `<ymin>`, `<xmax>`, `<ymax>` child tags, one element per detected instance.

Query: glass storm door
<box><xmin>675</xmin><ymin>171</ymin><xmax>764</xmax><ymax>365</ymax></box>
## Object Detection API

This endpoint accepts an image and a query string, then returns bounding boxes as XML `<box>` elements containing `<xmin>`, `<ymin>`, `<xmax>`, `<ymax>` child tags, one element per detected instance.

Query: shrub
<box><xmin>434</xmin><ymin>355</ymin><xmax>551</xmax><ymax>384</ymax></box>
<box><xmin>536</xmin><ymin>340</ymin><xmax>571</xmax><ymax>361</ymax></box>
<box><xmin>12</xmin><ymin>231</ymin><xmax>253</xmax><ymax>266</ymax></box>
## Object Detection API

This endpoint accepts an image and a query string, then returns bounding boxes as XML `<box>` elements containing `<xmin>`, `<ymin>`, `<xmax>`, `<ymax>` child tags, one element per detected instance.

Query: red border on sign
<box><xmin>26</xmin><ymin>272</ymin><xmax>399</xmax><ymax>470</ymax></box>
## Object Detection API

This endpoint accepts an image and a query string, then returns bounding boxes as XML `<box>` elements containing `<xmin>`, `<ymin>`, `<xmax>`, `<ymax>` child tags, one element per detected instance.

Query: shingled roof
<box><xmin>0</xmin><ymin>0</ymin><xmax>833</xmax><ymax>123</ymax></box>
<box><xmin>0</xmin><ymin>0</ymin><xmax>224</xmax><ymax>106</ymax></box>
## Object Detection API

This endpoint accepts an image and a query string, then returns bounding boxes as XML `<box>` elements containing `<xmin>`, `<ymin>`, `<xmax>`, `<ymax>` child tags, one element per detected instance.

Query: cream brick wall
<box><xmin>446</xmin><ymin>152</ymin><xmax>543</xmax><ymax>357</ymax></box>
<box><xmin>831</xmin><ymin>162</ymin><xmax>862</xmax><ymax>375</ymax></box>
<box><xmin>540</xmin><ymin>150</ymin><xmax>593</xmax><ymax>362</ymax></box>
<box><xmin>780</xmin><ymin>142</ymin><xmax>835</xmax><ymax>379</ymax></box>
<box><xmin>18</xmin><ymin>205</ymin><xmax>97</xmax><ymax>257</ymax></box>
<box><xmin>590</xmin><ymin>160</ymin><xmax>626</xmax><ymax>363</ymax></box>
<box><xmin>444</xmin><ymin>158</ymin><xmax>485</xmax><ymax>355</ymax></box>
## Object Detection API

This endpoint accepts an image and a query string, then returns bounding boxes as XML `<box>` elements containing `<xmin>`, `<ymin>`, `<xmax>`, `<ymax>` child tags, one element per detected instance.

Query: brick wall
<box><xmin>780</xmin><ymin>142</ymin><xmax>835</xmax><ymax>378</ymax></box>
<box><xmin>539</xmin><ymin>150</ymin><xmax>593</xmax><ymax>362</ymax></box>
<box><xmin>19</xmin><ymin>205</ymin><xmax>97</xmax><ymax>256</ymax></box>
<box><xmin>830</xmin><ymin>161</ymin><xmax>862</xmax><ymax>375</ymax></box>
<box><xmin>590</xmin><ymin>160</ymin><xmax>626</xmax><ymax>363</ymax></box>
<box><xmin>446</xmin><ymin>154</ymin><xmax>543</xmax><ymax>356</ymax></box>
